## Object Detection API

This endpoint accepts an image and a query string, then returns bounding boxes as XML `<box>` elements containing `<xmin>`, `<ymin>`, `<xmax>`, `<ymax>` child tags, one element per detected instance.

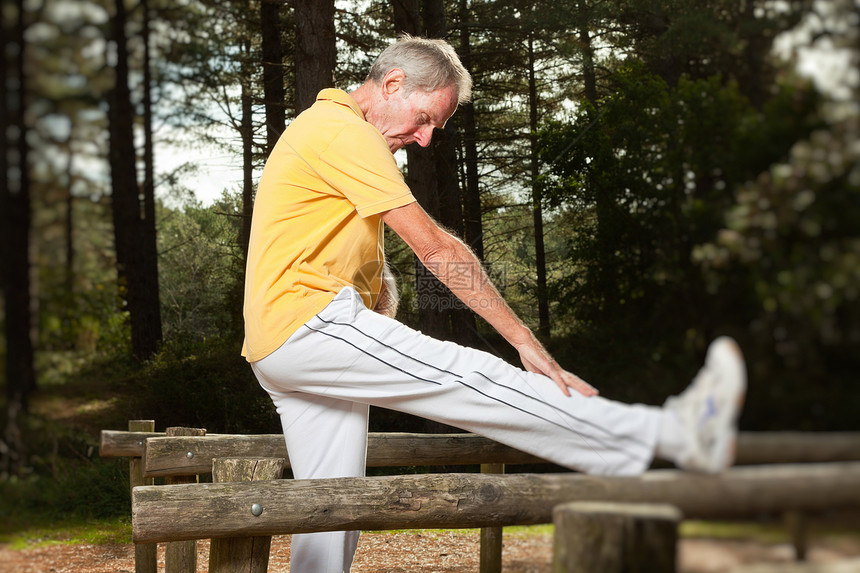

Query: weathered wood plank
<box><xmin>734</xmin><ymin>432</ymin><xmax>860</xmax><ymax>465</ymax></box>
<box><xmin>139</xmin><ymin>431</ymin><xmax>860</xmax><ymax>478</ymax></box>
<box><xmin>100</xmin><ymin>429</ymin><xmax>163</xmax><ymax>457</ymax></box>
<box><xmin>142</xmin><ymin>432</ymin><xmax>545</xmax><ymax>477</ymax></box>
<box><xmin>132</xmin><ymin>462</ymin><xmax>860</xmax><ymax>543</ymax></box>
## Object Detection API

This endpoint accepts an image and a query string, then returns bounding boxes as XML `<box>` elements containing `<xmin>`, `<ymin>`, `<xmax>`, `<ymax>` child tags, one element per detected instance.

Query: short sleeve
<box><xmin>317</xmin><ymin>123</ymin><xmax>416</xmax><ymax>218</ymax></box>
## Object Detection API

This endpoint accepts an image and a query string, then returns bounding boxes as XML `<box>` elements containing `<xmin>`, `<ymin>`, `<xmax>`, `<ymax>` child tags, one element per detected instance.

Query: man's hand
<box><xmin>380</xmin><ymin>202</ymin><xmax>598</xmax><ymax>398</ymax></box>
<box><xmin>514</xmin><ymin>332</ymin><xmax>599</xmax><ymax>398</ymax></box>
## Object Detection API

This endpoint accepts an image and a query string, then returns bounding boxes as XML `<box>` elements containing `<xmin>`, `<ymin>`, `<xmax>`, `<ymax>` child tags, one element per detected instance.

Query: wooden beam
<box><xmin>137</xmin><ymin>432</ymin><xmax>860</xmax><ymax>478</ymax></box>
<box><xmin>102</xmin><ymin>431</ymin><xmax>860</xmax><ymax>468</ymax></box>
<box><xmin>100</xmin><ymin>429</ymin><xmax>164</xmax><ymax>457</ymax></box>
<box><xmin>733</xmin><ymin>432</ymin><xmax>860</xmax><ymax>465</ymax></box>
<box><xmin>132</xmin><ymin>462</ymin><xmax>860</xmax><ymax>543</ymax></box>
<box><xmin>142</xmin><ymin>432</ymin><xmax>545</xmax><ymax>477</ymax></box>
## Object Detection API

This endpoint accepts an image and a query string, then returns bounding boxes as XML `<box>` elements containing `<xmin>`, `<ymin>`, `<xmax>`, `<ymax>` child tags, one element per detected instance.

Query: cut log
<box><xmin>552</xmin><ymin>502</ymin><xmax>681</xmax><ymax>573</ymax></box>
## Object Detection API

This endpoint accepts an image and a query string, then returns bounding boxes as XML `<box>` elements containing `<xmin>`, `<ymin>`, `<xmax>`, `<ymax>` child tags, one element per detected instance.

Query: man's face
<box><xmin>372</xmin><ymin>81</ymin><xmax>459</xmax><ymax>153</ymax></box>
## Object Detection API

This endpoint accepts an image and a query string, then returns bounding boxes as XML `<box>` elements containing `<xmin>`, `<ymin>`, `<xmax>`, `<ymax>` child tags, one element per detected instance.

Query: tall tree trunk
<box><xmin>230</xmin><ymin>0</ymin><xmax>254</xmax><ymax>333</ymax></box>
<box><xmin>391</xmin><ymin>0</ymin><xmax>468</xmax><ymax>446</ymax></box>
<box><xmin>434</xmin><ymin>121</ymin><xmax>478</xmax><ymax>347</ymax></box>
<box><xmin>426</xmin><ymin>0</ymin><xmax>478</xmax><ymax>347</ymax></box>
<box><xmin>239</xmin><ymin>23</ymin><xmax>254</xmax><ymax>263</ymax></box>
<box><xmin>1</xmin><ymin>5</ymin><xmax>8</xmax><ymax>307</ymax></box>
<box><xmin>393</xmin><ymin>0</ymin><xmax>448</xmax><ymax>340</ymax></box>
<box><xmin>394</xmin><ymin>0</ymin><xmax>478</xmax><ymax>345</ymax></box>
<box><xmin>458</xmin><ymin>0</ymin><xmax>483</xmax><ymax>261</ymax></box>
<box><xmin>527</xmin><ymin>36</ymin><xmax>550</xmax><ymax>338</ymax></box>
<box><xmin>2</xmin><ymin>0</ymin><xmax>36</xmax><ymax>477</ymax></box>
<box><xmin>64</xmin><ymin>137</ymin><xmax>75</xmax><ymax>297</ymax></box>
<box><xmin>294</xmin><ymin>0</ymin><xmax>335</xmax><ymax>114</ymax></box>
<box><xmin>261</xmin><ymin>0</ymin><xmax>285</xmax><ymax>154</ymax></box>
<box><xmin>393</xmin><ymin>0</ymin><xmax>420</xmax><ymax>33</ymax></box>
<box><xmin>577</xmin><ymin>6</ymin><xmax>598</xmax><ymax>106</ymax></box>
<box><xmin>739</xmin><ymin>0</ymin><xmax>764</xmax><ymax>109</ymax></box>
<box><xmin>109</xmin><ymin>0</ymin><xmax>160</xmax><ymax>361</ymax></box>
<box><xmin>140</xmin><ymin>0</ymin><xmax>163</xmax><ymax>350</ymax></box>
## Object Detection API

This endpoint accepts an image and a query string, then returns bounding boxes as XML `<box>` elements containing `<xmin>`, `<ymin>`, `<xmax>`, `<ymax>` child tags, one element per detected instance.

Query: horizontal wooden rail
<box><xmin>132</xmin><ymin>461</ymin><xmax>860</xmax><ymax>543</ymax></box>
<box><xmin>98</xmin><ymin>430</ymin><xmax>860</xmax><ymax>477</ymax></box>
<box><xmin>100</xmin><ymin>430</ymin><xmax>166</xmax><ymax>457</ymax></box>
<box><xmin>141</xmin><ymin>433</ymin><xmax>544</xmax><ymax>477</ymax></box>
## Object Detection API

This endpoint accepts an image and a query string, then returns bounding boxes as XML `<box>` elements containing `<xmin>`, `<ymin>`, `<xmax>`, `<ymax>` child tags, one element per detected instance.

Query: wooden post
<box><xmin>479</xmin><ymin>463</ymin><xmax>504</xmax><ymax>573</ymax></box>
<box><xmin>164</xmin><ymin>427</ymin><xmax>206</xmax><ymax>573</ymax></box>
<box><xmin>129</xmin><ymin>420</ymin><xmax>157</xmax><ymax>573</ymax></box>
<box><xmin>784</xmin><ymin>510</ymin><xmax>808</xmax><ymax>561</ymax></box>
<box><xmin>552</xmin><ymin>502</ymin><xmax>681</xmax><ymax>573</ymax></box>
<box><xmin>209</xmin><ymin>458</ymin><xmax>286</xmax><ymax>573</ymax></box>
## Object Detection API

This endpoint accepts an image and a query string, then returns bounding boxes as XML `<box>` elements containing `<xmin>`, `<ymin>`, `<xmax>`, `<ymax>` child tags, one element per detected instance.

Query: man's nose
<box><xmin>415</xmin><ymin>125</ymin><xmax>435</xmax><ymax>147</ymax></box>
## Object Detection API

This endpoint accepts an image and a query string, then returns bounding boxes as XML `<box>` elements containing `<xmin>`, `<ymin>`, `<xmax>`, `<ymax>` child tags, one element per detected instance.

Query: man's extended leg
<box><xmin>255</xmin><ymin>388</ymin><xmax>368</xmax><ymax>573</ymax></box>
<box><xmin>253</xmin><ymin>287</ymin><xmax>662</xmax><ymax>477</ymax></box>
<box><xmin>252</xmin><ymin>288</ymin><xmax>745</xmax><ymax>573</ymax></box>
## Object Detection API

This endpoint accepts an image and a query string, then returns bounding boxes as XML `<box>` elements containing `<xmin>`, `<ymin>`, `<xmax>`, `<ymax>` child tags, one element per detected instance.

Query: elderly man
<box><xmin>243</xmin><ymin>36</ymin><xmax>746</xmax><ymax>573</ymax></box>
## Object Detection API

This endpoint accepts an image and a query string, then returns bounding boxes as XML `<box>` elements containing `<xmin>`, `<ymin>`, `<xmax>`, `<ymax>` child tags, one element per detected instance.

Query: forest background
<box><xmin>1</xmin><ymin>0</ymin><xmax>859</xmax><ymax>527</ymax></box>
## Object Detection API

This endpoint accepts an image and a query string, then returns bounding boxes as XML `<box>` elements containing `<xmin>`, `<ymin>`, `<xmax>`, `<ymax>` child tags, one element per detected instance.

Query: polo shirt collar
<box><xmin>316</xmin><ymin>88</ymin><xmax>366</xmax><ymax>121</ymax></box>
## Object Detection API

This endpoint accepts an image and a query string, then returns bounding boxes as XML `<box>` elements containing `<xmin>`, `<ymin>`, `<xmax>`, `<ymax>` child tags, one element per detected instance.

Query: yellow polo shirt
<box><xmin>242</xmin><ymin>89</ymin><xmax>416</xmax><ymax>362</ymax></box>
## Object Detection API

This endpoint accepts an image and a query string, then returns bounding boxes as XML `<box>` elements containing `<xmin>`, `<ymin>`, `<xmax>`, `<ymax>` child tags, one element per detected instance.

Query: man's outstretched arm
<box><xmin>380</xmin><ymin>202</ymin><xmax>597</xmax><ymax>398</ymax></box>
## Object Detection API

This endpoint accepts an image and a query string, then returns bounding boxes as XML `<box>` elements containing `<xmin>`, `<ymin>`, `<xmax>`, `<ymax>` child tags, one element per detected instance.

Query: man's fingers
<box><xmin>561</xmin><ymin>374</ymin><xmax>599</xmax><ymax>397</ymax></box>
<box><xmin>518</xmin><ymin>344</ymin><xmax>598</xmax><ymax>398</ymax></box>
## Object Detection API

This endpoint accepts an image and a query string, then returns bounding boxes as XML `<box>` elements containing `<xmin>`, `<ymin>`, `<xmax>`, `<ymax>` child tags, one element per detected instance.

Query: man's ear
<box><xmin>381</xmin><ymin>69</ymin><xmax>406</xmax><ymax>99</ymax></box>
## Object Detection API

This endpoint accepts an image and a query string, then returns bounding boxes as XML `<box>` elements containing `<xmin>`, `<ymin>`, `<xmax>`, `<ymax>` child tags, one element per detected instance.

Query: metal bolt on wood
<box><xmin>251</xmin><ymin>504</ymin><xmax>263</xmax><ymax>517</ymax></box>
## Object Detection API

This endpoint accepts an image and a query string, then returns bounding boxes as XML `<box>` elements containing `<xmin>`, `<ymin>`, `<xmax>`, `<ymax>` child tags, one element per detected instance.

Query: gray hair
<box><xmin>367</xmin><ymin>35</ymin><xmax>472</xmax><ymax>104</ymax></box>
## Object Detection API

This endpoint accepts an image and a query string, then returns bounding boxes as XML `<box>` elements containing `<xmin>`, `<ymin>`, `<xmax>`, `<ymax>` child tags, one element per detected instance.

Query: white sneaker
<box><xmin>664</xmin><ymin>336</ymin><xmax>747</xmax><ymax>473</ymax></box>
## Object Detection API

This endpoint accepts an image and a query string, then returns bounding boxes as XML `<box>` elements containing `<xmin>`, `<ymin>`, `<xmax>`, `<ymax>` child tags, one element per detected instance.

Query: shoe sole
<box><xmin>707</xmin><ymin>337</ymin><xmax>747</xmax><ymax>473</ymax></box>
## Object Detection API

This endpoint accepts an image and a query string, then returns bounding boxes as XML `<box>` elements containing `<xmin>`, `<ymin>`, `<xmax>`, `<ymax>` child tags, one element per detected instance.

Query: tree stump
<box><xmin>164</xmin><ymin>427</ymin><xmax>206</xmax><ymax>573</ymax></box>
<box><xmin>208</xmin><ymin>458</ymin><xmax>286</xmax><ymax>573</ymax></box>
<box><xmin>552</xmin><ymin>502</ymin><xmax>682</xmax><ymax>573</ymax></box>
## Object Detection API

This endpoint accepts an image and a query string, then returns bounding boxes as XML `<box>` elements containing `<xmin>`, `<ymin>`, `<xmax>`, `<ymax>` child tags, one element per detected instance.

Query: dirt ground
<box><xmin>2</xmin><ymin>528</ymin><xmax>860</xmax><ymax>573</ymax></box>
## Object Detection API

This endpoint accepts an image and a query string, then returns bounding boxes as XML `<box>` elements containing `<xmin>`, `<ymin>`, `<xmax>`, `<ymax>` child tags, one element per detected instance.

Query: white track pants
<box><xmin>251</xmin><ymin>287</ymin><xmax>662</xmax><ymax>573</ymax></box>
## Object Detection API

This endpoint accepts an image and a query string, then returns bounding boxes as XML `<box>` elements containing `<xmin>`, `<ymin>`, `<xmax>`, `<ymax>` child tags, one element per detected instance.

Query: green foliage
<box><xmin>0</xmin><ymin>457</ymin><xmax>130</xmax><ymax>525</ymax></box>
<box><xmin>0</xmin><ymin>414</ymin><xmax>131</xmax><ymax>529</ymax></box>
<box><xmin>158</xmin><ymin>191</ymin><xmax>246</xmax><ymax>348</ymax></box>
<box><xmin>132</xmin><ymin>339</ymin><xmax>280</xmax><ymax>434</ymax></box>
<box><xmin>35</xmin><ymin>196</ymin><xmax>127</xmax><ymax>356</ymax></box>
<box><xmin>696</xmin><ymin>120</ymin><xmax>860</xmax><ymax>430</ymax></box>
<box><xmin>536</xmin><ymin>63</ymin><xmax>824</xmax><ymax>406</ymax></box>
